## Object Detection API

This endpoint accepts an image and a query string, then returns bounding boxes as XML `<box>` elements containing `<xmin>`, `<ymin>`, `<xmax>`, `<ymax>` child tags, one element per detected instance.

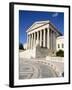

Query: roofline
<box><xmin>49</xmin><ymin>22</ymin><xmax>63</xmax><ymax>36</ymax></box>
<box><xmin>26</xmin><ymin>22</ymin><xmax>49</xmax><ymax>32</ymax></box>
<box><xmin>26</xmin><ymin>20</ymin><xmax>50</xmax><ymax>32</ymax></box>
<box><xmin>26</xmin><ymin>21</ymin><xmax>63</xmax><ymax>35</ymax></box>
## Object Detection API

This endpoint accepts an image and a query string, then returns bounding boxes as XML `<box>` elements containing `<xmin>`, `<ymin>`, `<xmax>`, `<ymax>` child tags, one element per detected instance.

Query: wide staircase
<box><xmin>20</xmin><ymin>44</ymin><xmax>56</xmax><ymax>59</ymax></box>
<box><xmin>35</xmin><ymin>44</ymin><xmax>56</xmax><ymax>58</ymax></box>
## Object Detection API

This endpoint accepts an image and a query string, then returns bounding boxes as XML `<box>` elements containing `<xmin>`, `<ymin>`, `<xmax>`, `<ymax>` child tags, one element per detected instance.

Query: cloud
<box><xmin>52</xmin><ymin>13</ymin><xmax>58</xmax><ymax>17</ymax></box>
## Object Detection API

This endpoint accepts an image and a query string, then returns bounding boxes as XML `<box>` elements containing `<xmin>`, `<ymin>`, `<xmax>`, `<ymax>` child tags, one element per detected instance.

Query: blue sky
<box><xmin>19</xmin><ymin>10</ymin><xmax>64</xmax><ymax>44</ymax></box>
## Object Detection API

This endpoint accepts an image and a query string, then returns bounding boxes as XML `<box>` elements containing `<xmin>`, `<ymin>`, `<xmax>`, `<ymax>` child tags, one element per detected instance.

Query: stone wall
<box><xmin>19</xmin><ymin>48</ymin><xmax>36</xmax><ymax>59</ymax></box>
<box><xmin>45</xmin><ymin>56</ymin><xmax>64</xmax><ymax>76</ymax></box>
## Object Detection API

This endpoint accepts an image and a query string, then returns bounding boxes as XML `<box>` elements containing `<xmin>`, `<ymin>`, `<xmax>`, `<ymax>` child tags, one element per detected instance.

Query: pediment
<box><xmin>26</xmin><ymin>20</ymin><xmax>50</xmax><ymax>32</ymax></box>
<box><xmin>26</xmin><ymin>20</ymin><xmax>62</xmax><ymax>36</ymax></box>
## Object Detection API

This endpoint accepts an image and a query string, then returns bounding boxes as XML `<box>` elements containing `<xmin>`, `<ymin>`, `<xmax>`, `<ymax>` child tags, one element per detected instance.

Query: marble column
<box><xmin>27</xmin><ymin>35</ymin><xmax>30</xmax><ymax>49</ymax></box>
<box><xmin>31</xmin><ymin>33</ymin><xmax>33</xmax><ymax>48</ymax></box>
<box><xmin>29</xmin><ymin>34</ymin><xmax>31</xmax><ymax>49</ymax></box>
<box><xmin>30</xmin><ymin>34</ymin><xmax>31</xmax><ymax>49</ymax></box>
<box><xmin>52</xmin><ymin>31</ymin><xmax>54</xmax><ymax>50</ymax></box>
<box><xmin>40</xmin><ymin>30</ymin><xmax>42</xmax><ymax>47</ymax></box>
<box><xmin>34</xmin><ymin>32</ymin><xmax>36</xmax><ymax>47</ymax></box>
<box><xmin>43</xmin><ymin>29</ymin><xmax>46</xmax><ymax>47</ymax></box>
<box><xmin>47</xmin><ymin>28</ymin><xmax>49</xmax><ymax>49</ymax></box>
<box><xmin>37</xmin><ymin>31</ymin><xmax>39</xmax><ymax>45</ymax></box>
<box><xmin>27</xmin><ymin>34</ymin><xmax>28</xmax><ymax>49</ymax></box>
<box><xmin>50</xmin><ymin>30</ymin><xmax>52</xmax><ymax>49</ymax></box>
<box><xmin>51</xmin><ymin>31</ymin><xmax>53</xmax><ymax>50</ymax></box>
<box><xmin>53</xmin><ymin>31</ymin><xmax>56</xmax><ymax>50</ymax></box>
<box><xmin>51</xmin><ymin>30</ymin><xmax>53</xmax><ymax>50</ymax></box>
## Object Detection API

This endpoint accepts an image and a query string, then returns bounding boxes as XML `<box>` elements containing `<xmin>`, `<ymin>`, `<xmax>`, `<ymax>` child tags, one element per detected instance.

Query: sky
<box><xmin>19</xmin><ymin>10</ymin><xmax>64</xmax><ymax>44</ymax></box>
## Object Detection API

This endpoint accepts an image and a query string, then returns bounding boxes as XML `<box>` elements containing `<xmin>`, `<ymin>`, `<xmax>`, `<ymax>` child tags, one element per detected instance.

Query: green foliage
<box><xmin>62</xmin><ymin>72</ymin><xmax>64</xmax><ymax>77</ymax></box>
<box><xmin>19</xmin><ymin>43</ymin><xmax>24</xmax><ymax>50</ymax></box>
<box><xmin>56</xmin><ymin>50</ymin><xmax>64</xmax><ymax>57</ymax></box>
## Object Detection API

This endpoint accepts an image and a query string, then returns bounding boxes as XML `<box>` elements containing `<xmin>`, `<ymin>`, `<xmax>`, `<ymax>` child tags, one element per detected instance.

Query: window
<box><xmin>58</xmin><ymin>44</ymin><xmax>60</xmax><ymax>48</ymax></box>
<box><xmin>62</xmin><ymin>44</ymin><xmax>64</xmax><ymax>48</ymax></box>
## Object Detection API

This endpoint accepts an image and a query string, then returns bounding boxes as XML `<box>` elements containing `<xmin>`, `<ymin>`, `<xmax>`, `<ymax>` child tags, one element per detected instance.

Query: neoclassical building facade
<box><xmin>26</xmin><ymin>20</ymin><xmax>62</xmax><ymax>50</ymax></box>
<box><xmin>22</xmin><ymin>20</ymin><xmax>63</xmax><ymax>58</ymax></box>
<box><xmin>56</xmin><ymin>36</ymin><xmax>64</xmax><ymax>51</ymax></box>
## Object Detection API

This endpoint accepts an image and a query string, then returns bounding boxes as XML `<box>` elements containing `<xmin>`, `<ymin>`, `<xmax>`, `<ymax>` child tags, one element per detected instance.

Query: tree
<box><xmin>62</xmin><ymin>72</ymin><xmax>64</xmax><ymax>77</ymax></box>
<box><xmin>19</xmin><ymin>43</ymin><xmax>24</xmax><ymax>50</ymax></box>
<box><xmin>56</xmin><ymin>50</ymin><xmax>64</xmax><ymax>57</ymax></box>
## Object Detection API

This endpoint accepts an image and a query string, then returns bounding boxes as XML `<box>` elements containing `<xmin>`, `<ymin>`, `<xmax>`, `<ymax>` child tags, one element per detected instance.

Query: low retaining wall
<box><xmin>19</xmin><ymin>48</ymin><xmax>36</xmax><ymax>58</ymax></box>
<box><xmin>29</xmin><ymin>57</ymin><xmax>64</xmax><ymax>77</ymax></box>
<box><xmin>46</xmin><ymin>56</ymin><xmax>64</xmax><ymax>62</ymax></box>
<box><xmin>46</xmin><ymin>56</ymin><xmax>64</xmax><ymax>76</ymax></box>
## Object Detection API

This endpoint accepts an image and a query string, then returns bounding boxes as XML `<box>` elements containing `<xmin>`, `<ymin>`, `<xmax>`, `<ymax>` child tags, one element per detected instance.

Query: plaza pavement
<box><xmin>19</xmin><ymin>58</ymin><xmax>62</xmax><ymax>79</ymax></box>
